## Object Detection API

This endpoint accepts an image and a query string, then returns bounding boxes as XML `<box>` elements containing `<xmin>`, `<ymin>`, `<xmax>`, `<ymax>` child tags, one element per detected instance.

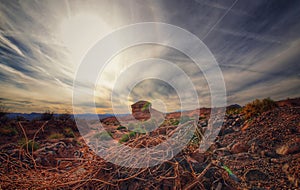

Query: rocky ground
<box><xmin>0</xmin><ymin>99</ymin><xmax>299</xmax><ymax>189</ymax></box>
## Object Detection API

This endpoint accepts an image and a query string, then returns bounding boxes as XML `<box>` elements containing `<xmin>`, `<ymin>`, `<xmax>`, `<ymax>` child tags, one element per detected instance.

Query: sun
<box><xmin>59</xmin><ymin>13</ymin><xmax>110</xmax><ymax>64</ymax></box>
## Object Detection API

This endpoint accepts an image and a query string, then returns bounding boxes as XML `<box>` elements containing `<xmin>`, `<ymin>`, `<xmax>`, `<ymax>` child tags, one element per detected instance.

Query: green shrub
<box><xmin>41</xmin><ymin>110</ymin><xmax>54</xmax><ymax>121</ymax></box>
<box><xmin>64</xmin><ymin>127</ymin><xmax>75</xmax><ymax>138</ymax></box>
<box><xmin>143</xmin><ymin>119</ymin><xmax>158</xmax><ymax>131</ymax></box>
<box><xmin>48</xmin><ymin>133</ymin><xmax>64</xmax><ymax>139</ymax></box>
<box><xmin>93</xmin><ymin>131</ymin><xmax>112</xmax><ymax>141</ymax></box>
<box><xmin>180</xmin><ymin>116</ymin><xmax>192</xmax><ymax>123</ymax></box>
<box><xmin>119</xmin><ymin>134</ymin><xmax>130</xmax><ymax>143</ymax></box>
<box><xmin>170</xmin><ymin>119</ymin><xmax>180</xmax><ymax>126</ymax></box>
<box><xmin>0</xmin><ymin>126</ymin><xmax>18</xmax><ymax>136</ymax></box>
<box><xmin>117</xmin><ymin>125</ymin><xmax>127</xmax><ymax>130</ymax></box>
<box><xmin>226</xmin><ymin>107</ymin><xmax>242</xmax><ymax>115</ymax></box>
<box><xmin>127</xmin><ymin>123</ymin><xmax>136</xmax><ymax>130</ymax></box>
<box><xmin>242</xmin><ymin>98</ymin><xmax>277</xmax><ymax>119</ymax></box>
<box><xmin>18</xmin><ymin>138</ymin><xmax>39</xmax><ymax>152</ymax></box>
<box><xmin>0</xmin><ymin>102</ymin><xmax>8</xmax><ymax>118</ymax></box>
<box><xmin>134</xmin><ymin>127</ymin><xmax>146</xmax><ymax>134</ymax></box>
<box><xmin>129</xmin><ymin>131</ymin><xmax>136</xmax><ymax>137</ymax></box>
<box><xmin>59</xmin><ymin>112</ymin><xmax>72</xmax><ymax>121</ymax></box>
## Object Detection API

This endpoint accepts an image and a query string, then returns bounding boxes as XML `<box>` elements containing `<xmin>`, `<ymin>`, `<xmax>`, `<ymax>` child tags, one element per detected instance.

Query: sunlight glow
<box><xmin>59</xmin><ymin>13</ymin><xmax>110</xmax><ymax>64</ymax></box>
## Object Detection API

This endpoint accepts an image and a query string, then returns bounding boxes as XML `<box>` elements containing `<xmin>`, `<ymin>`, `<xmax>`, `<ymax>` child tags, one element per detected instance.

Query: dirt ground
<box><xmin>0</xmin><ymin>100</ymin><xmax>299</xmax><ymax>189</ymax></box>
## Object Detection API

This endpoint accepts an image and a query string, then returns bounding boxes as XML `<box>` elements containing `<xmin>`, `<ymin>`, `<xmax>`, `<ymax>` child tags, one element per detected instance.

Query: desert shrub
<box><xmin>129</xmin><ymin>131</ymin><xmax>136</xmax><ymax>137</ymax></box>
<box><xmin>93</xmin><ymin>131</ymin><xmax>112</xmax><ymax>141</ymax></box>
<box><xmin>0</xmin><ymin>102</ymin><xmax>8</xmax><ymax>118</ymax></box>
<box><xmin>226</xmin><ymin>107</ymin><xmax>242</xmax><ymax>115</ymax></box>
<box><xmin>0</xmin><ymin>126</ymin><xmax>18</xmax><ymax>136</ymax></box>
<box><xmin>170</xmin><ymin>118</ymin><xmax>180</xmax><ymax>126</ymax></box>
<box><xmin>41</xmin><ymin>110</ymin><xmax>54</xmax><ymax>121</ymax></box>
<box><xmin>63</xmin><ymin>127</ymin><xmax>75</xmax><ymax>138</ymax></box>
<box><xmin>180</xmin><ymin>116</ymin><xmax>192</xmax><ymax>123</ymax></box>
<box><xmin>59</xmin><ymin>112</ymin><xmax>72</xmax><ymax>121</ymax></box>
<box><xmin>242</xmin><ymin>98</ymin><xmax>277</xmax><ymax>119</ymax></box>
<box><xmin>117</xmin><ymin>125</ymin><xmax>127</xmax><ymax>130</ymax></box>
<box><xmin>18</xmin><ymin>138</ymin><xmax>39</xmax><ymax>152</ymax></box>
<box><xmin>119</xmin><ymin>134</ymin><xmax>130</xmax><ymax>143</ymax></box>
<box><xmin>143</xmin><ymin>120</ymin><xmax>157</xmax><ymax>131</ymax></box>
<box><xmin>119</xmin><ymin>131</ymin><xmax>137</xmax><ymax>143</ymax></box>
<box><xmin>127</xmin><ymin>123</ymin><xmax>136</xmax><ymax>130</ymax></box>
<box><xmin>16</xmin><ymin>116</ymin><xmax>26</xmax><ymax>121</ymax></box>
<box><xmin>134</xmin><ymin>126</ymin><xmax>146</xmax><ymax>134</ymax></box>
<box><xmin>48</xmin><ymin>133</ymin><xmax>64</xmax><ymax>139</ymax></box>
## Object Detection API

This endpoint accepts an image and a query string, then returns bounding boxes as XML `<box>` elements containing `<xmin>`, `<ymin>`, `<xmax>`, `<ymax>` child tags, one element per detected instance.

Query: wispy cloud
<box><xmin>0</xmin><ymin>0</ymin><xmax>299</xmax><ymax>113</ymax></box>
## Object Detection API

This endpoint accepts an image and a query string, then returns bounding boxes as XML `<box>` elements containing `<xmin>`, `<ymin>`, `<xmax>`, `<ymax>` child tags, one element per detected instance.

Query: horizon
<box><xmin>0</xmin><ymin>1</ymin><xmax>300</xmax><ymax>114</ymax></box>
<box><xmin>4</xmin><ymin>96</ymin><xmax>299</xmax><ymax>115</ymax></box>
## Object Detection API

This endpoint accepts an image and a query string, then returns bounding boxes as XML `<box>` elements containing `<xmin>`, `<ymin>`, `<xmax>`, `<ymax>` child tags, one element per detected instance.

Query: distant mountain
<box><xmin>6</xmin><ymin>113</ymin><xmax>128</xmax><ymax>121</ymax></box>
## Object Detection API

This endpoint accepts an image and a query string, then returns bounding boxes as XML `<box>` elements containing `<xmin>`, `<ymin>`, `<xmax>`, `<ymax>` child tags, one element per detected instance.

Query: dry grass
<box><xmin>0</xmin><ymin>121</ymin><xmax>238</xmax><ymax>189</ymax></box>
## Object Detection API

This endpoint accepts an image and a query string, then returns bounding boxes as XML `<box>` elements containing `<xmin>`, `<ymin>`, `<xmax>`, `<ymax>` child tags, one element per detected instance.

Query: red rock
<box><xmin>276</xmin><ymin>142</ymin><xmax>300</xmax><ymax>155</ymax></box>
<box><xmin>131</xmin><ymin>100</ymin><xmax>152</xmax><ymax>120</ymax></box>
<box><xmin>230</xmin><ymin>142</ymin><xmax>249</xmax><ymax>154</ymax></box>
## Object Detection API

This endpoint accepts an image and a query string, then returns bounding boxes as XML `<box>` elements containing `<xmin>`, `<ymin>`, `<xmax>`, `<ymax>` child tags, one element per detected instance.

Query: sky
<box><xmin>0</xmin><ymin>0</ymin><xmax>299</xmax><ymax>114</ymax></box>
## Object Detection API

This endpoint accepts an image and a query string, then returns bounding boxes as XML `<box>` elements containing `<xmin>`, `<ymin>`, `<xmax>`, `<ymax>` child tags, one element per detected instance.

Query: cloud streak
<box><xmin>0</xmin><ymin>0</ymin><xmax>299</xmax><ymax>113</ymax></box>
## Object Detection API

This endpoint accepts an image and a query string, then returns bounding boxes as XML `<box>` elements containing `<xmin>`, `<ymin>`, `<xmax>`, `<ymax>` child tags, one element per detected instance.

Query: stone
<box><xmin>276</xmin><ymin>142</ymin><xmax>300</xmax><ymax>155</ymax></box>
<box><xmin>245</xmin><ymin>169</ymin><xmax>268</xmax><ymax>181</ymax></box>
<box><xmin>230</xmin><ymin>142</ymin><xmax>249</xmax><ymax>154</ymax></box>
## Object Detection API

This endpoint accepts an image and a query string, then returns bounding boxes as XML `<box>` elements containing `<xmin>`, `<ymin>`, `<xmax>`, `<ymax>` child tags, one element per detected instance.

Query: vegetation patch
<box><xmin>48</xmin><ymin>133</ymin><xmax>65</xmax><ymax>139</ymax></box>
<box><xmin>93</xmin><ymin>131</ymin><xmax>113</xmax><ymax>141</ymax></box>
<box><xmin>0</xmin><ymin>126</ymin><xmax>18</xmax><ymax>136</ymax></box>
<box><xmin>180</xmin><ymin>116</ymin><xmax>192</xmax><ymax>123</ymax></box>
<box><xmin>117</xmin><ymin>125</ymin><xmax>127</xmax><ymax>130</ymax></box>
<box><xmin>134</xmin><ymin>126</ymin><xmax>147</xmax><ymax>134</ymax></box>
<box><xmin>41</xmin><ymin>110</ymin><xmax>54</xmax><ymax>121</ymax></box>
<box><xmin>63</xmin><ymin>127</ymin><xmax>75</xmax><ymax>138</ymax></box>
<box><xmin>242</xmin><ymin>98</ymin><xmax>277</xmax><ymax>119</ymax></box>
<box><xmin>141</xmin><ymin>102</ymin><xmax>151</xmax><ymax>111</ymax></box>
<box><xmin>18</xmin><ymin>138</ymin><xmax>40</xmax><ymax>152</ymax></box>
<box><xmin>119</xmin><ymin>134</ymin><xmax>130</xmax><ymax>143</ymax></box>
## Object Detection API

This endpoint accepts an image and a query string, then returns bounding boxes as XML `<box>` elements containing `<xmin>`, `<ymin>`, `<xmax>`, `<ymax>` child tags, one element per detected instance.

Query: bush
<box><xmin>117</xmin><ymin>126</ymin><xmax>127</xmax><ymax>130</ymax></box>
<box><xmin>242</xmin><ymin>98</ymin><xmax>277</xmax><ymax>119</ymax></box>
<box><xmin>0</xmin><ymin>102</ymin><xmax>8</xmax><ymax>118</ymax></box>
<box><xmin>48</xmin><ymin>133</ymin><xmax>64</xmax><ymax>139</ymax></box>
<box><xmin>18</xmin><ymin>138</ymin><xmax>40</xmax><ymax>152</ymax></box>
<box><xmin>119</xmin><ymin>134</ymin><xmax>130</xmax><ymax>143</ymax></box>
<box><xmin>119</xmin><ymin>131</ymin><xmax>137</xmax><ymax>143</ymax></box>
<box><xmin>0</xmin><ymin>126</ymin><xmax>18</xmax><ymax>136</ymax></box>
<box><xmin>59</xmin><ymin>112</ymin><xmax>72</xmax><ymax>121</ymax></box>
<box><xmin>93</xmin><ymin>131</ymin><xmax>112</xmax><ymax>141</ymax></box>
<box><xmin>226</xmin><ymin>107</ymin><xmax>242</xmax><ymax>115</ymax></box>
<box><xmin>170</xmin><ymin>118</ymin><xmax>180</xmax><ymax>126</ymax></box>
<box><xmin>16</xmin><ymin>116</ymin><xmax>26</xmax><ymax>121</ymax></box>
<box><xmin>129</xmin><ymin>131</ymin><xmax>136</xmax><ymax>137</ymax></box>
<box><xmin>134</xmin><ymin>127</ymin><xmax>146</xmax><ymax>134</ymax></box>
<box><xmin>41</xmin><ymin>110</ymin><xmax>54</xmax><ymax>121</ymax></box>
<box><xmin>180</xmin><ymin>116</ymin><xmax>192</xmax><ymax>123</ymax></box>
<box><xmin>127</xmin><ymin>123</ymin><xmax>136</xmax><ymax>131</ymax></box>
<box><xmin>63</xmin><ymin>127</ymin><xmax>75</xmax><ymax>138</ymax></box>
<box><xmin>143</xmin><ymin>120</ymin><xmax>157</xmax><ymax>131</ymax></box>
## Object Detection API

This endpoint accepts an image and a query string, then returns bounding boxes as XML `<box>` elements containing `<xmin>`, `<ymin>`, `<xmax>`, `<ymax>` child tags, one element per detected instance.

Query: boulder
<box><xmin>230</xmin><ymin>142</ymin><xmax>249</xmax><ymax>154</ymax></box>
<box><xmin>244</xmin><ymin>169</ymin><xmax>268</xmax><ymax>181</ymax></box>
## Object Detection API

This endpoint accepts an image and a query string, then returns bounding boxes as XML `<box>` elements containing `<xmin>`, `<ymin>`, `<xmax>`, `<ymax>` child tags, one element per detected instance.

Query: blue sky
<box><xmin>0</xmin><ymin>0</ymin><xmax>299</xmax><ymax>113</ymax></box>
